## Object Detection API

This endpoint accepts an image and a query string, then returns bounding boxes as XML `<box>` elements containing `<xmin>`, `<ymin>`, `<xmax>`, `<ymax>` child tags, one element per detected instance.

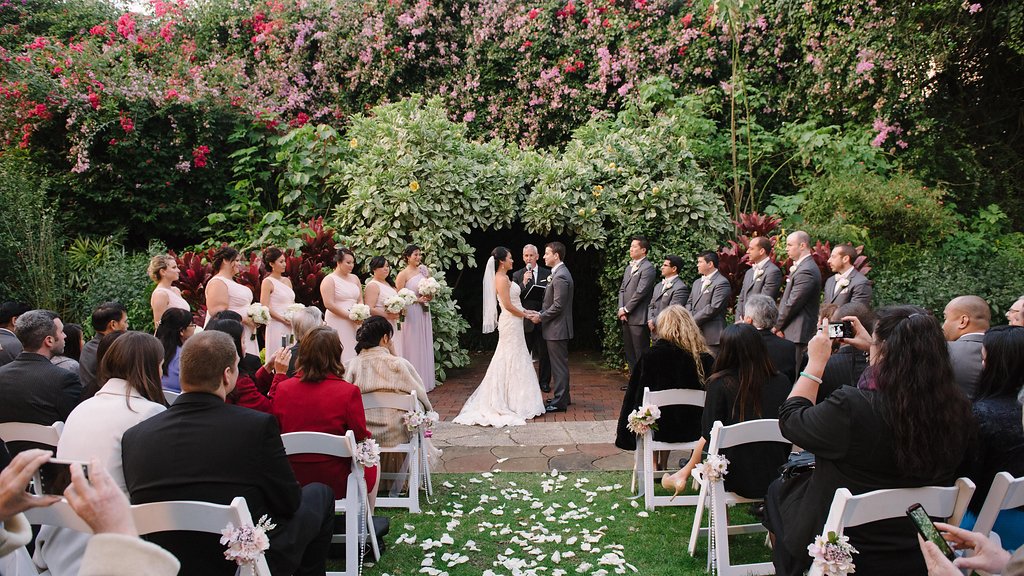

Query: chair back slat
<box><xmin>23</xmin><ymin>500</ymin><xmax>92</xmax><ymax>532</ymax></box>
<box><xmin>0</xmin><ymin>421</ymin><xmax>63</xmax><ymax>446</ymax></box>
<box><xmin>133</xmin><ymin>496</ymin><xmax>254</xmax><ymax>535</ymax></box>
<box><xmin>360</xmin><ymin>391</ymin><xmax>417</xmax><ymax>412</ymax></box>
<box><xmin>707</xmin><ymin>419</ymin><xmax>788</xmax><ymax>454</ymax></box>
<box><xmin>641</xmin><ymin>387</ymin><xmax>705</xmax><ymax>409</ymax></box>
<box><xmin>280</xmin><ymin>431</ymin><xmax>354</xmax><ymax>458</ymax></box>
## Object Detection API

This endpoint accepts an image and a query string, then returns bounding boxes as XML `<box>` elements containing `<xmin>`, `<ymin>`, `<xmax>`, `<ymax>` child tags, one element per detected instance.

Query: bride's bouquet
<box><xmin>348</xmin><ymin>303</ymin><xmax>371</xmax><ymax>322</ymax></box>
<box><xmin>247</xmin><ymin>304</ymin><xmax>271</xmax><ymax>326</ymax></box>
<box><xmin>383</xmin><ymin>294</ymin><xmax>407</xmax><ymax>315</ymax></box>
<box><xmin>417</xmin><ymin>277</ymin><xmax>442</xmax><ymax>298</ymax></box>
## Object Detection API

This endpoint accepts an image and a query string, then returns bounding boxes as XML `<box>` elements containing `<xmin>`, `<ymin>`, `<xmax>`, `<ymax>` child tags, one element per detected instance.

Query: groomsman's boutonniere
<box><xmin>835</xmin><ymin>277</ymin><xmax>851</xmax><ymax>292</ymax></box>
<box><xmin>753</xmin><ymin>268</ymin><xmax>765</xmax><ymax>281</ymax></box>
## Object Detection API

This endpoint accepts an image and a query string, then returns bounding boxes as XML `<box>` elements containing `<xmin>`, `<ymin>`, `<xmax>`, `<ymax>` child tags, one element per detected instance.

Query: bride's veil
<box><xmin>482</xmin><ymin>256</ymin><xmax>497</xmax><ymax>333</ymax></box>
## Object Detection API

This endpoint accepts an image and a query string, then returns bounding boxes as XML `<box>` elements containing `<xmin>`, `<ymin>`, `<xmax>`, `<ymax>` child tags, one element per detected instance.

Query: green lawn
<box><xmin>342</xmin><ymin>470</ymin><xmax>772</xmax><ymax>576</ymax></box>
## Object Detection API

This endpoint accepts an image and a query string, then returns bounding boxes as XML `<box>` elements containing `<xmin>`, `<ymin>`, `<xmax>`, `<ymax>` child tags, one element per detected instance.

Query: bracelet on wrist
<box><xmin>799</xmin><ymin>371</ymin><xmax>823</xmax><ymax>385</ymax></box>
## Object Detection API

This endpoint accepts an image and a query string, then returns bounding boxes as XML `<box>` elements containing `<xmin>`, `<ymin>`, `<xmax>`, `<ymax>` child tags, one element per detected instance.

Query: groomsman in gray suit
<box><xmin>617</xmin><ymin>236</ymin><xmax>656</xmax><ymax>378</ymax></box>
<box><xmin>824</xmin><ymin>244</ymin><xmax>872</xmax><ymax>307</ymax></box>
<box><xmin>685</xmin><ymin>251</ymin><xmax>732</xmax><ymax>356</ymax></box>
<box><xmin>734</xmin><ymin>236</ymin><xmax>781</xmax><ymax>321</ymax></box>
<box><xmin>942</xmin><ymin>295</ymin><xmax>990</xmax><ymax>398</ymax></box>
<box><xmin>532</xmin><ymin>242</ymin><xmax>574</xmax><ymax>413</ymax></box>
<box><xmin>775</xmin><ymin>231</ymin><xmax>822</xmax><ymax>365</ymax></box>
<box><xmin>647</xmin><ymin>255</ymin><xmax>690</xmax><ymax>337</ymax></box>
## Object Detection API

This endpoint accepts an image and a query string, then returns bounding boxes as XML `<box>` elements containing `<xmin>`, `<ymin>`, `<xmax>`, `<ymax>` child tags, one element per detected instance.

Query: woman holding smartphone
<box><xmin>763</xmin><ymin>307</ymin><xmax>973</xmax><ymax>575</ymax></box>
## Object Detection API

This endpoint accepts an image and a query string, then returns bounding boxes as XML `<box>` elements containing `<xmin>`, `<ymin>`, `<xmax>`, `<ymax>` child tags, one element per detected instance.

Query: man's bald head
<box><xmin>942</xmin><ymin>295</ymin><xmax>991</xmax><ymax>341</ymax></box>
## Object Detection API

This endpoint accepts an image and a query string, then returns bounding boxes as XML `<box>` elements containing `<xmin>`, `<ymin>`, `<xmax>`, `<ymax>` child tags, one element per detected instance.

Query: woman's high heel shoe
<box><xmin>661</xmin><ymin>472</ymin><xmax>685</xmax><ymax>500</ymax></box>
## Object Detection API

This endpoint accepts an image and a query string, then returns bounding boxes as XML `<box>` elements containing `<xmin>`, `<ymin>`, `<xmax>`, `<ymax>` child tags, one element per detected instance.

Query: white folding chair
<box><xmin>807</xmin><ymin>478</ymin><xmax>976</xmax><ymax>576</ymax></box>
<box><xmin>24</xmin><ymin>497</ymin><xmax>271</xmax><ymax>576</ymax></box>
<box><xmin>280</xmin><ymin>430</ymin><xmax>379</xmax><ymax>576</ymax></box>
<box><xmin>969</xmin><ymin>471</ymin><xmax>1024</xmax><ymax>551</ymax></box>
<box><xmin>687</xmin><ymin>419</ymin><xmax>792</xmax><ymax>576</ymax></box>
<box><xmin>133</xmin><ymin>496</ymin><xmax>272</xmax><ymax>576</ymax></box>
<box><xmin>0</xmin><ymin>421</ymin><xmax>63</xmax><ymax>448</ymax></box>
<box><xmin>631</xmin><ymin>387</ymin><xmax>705</xmax><ymax>509</ymax></box>
<box><xmin>360</xmin><ymin>391</ymin><xmax>423</xmax><ymax>512</ymax></box>
<box><xmin>162</xmin><ymin>389</ymin><xmax>180</xmax><ymax>404</ymax></box>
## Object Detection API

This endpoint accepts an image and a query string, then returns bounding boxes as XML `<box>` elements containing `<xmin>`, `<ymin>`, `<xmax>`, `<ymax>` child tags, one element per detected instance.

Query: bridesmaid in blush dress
<box><xmin>203</xmin><ymin>246</ymin><xmax>258</xmax><ymax>356</ymax></box>
<box><xmin>363</xmin><ymin>255</ymin><xmax>403</xmax><ymax>357</ymax></box>
<box><xmin>148</xmin><ymin>254</ymin><xmax>191</xmax><ymax>330</ymax></box>
<box><xmin>322</xmin><ymin>247</ymin><xmax>363</xmax><ymax>364</ymax></box>
<box><xmin>260</xmin><ymin>247</ymin><xmax>295</xmax><ymax>360</ymax></box>
<box><xmin>396</xmin><ymin>244</ymin><xmax>436</xmax><ymax>392</ymax></box>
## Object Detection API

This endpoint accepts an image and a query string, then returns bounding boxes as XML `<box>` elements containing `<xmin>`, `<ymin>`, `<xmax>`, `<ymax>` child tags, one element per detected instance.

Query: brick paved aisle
<box><xmin>426</xmin><ymin>350</ymin><xmax>642</xmax><ymax>473</ymax></box>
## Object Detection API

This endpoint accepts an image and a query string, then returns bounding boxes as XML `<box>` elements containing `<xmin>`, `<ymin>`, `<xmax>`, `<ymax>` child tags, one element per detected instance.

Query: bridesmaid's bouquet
<box><xmin>283</xmin><ymin>303</ymin><xmax>305</xmax><ymax>322</ymax></box>
<box><xmin>349</xmin><ymin>303</ymin><xmax>371</xmax><ymax>322</ymax></box>
<box><xmin>247</xmin><ymin>304</ymin><xmax>271</xmax><ymax>326</ymax></box>
<box><xmin>418</xmin><ymin>277</ymin><xmax>441</xmax><ymax>298</ymax></box>
<box><xmin>383</xmin><ymin>294</ymin><xmax>407</xmax><ymax>315</ymax></box>
<box><xmin>398</xmin><ymin>288</ymin><xmax>418</xmax><ymax>307</ymax></box>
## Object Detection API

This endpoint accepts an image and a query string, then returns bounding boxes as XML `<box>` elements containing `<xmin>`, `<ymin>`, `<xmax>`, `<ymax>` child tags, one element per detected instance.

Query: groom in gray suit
<box><xmin>531</xmin><ymin>242</ymin><xmax>574</xmax><ymax>413</ymax></box>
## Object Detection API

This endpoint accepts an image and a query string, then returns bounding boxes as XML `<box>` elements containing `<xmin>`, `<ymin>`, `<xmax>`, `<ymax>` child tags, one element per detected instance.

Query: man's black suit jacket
<box><xmin>512</xmin><ymin>264</ymin><xmax>551</xmax><ymax>333</ymax></box>
<box><xmin>0</xmin><ymin>352</ymin><xmax>81</xmax><ymax>451</ymax></box>
<box><xmin>122</xmin><ymin>392</ymin><xmax>302</xmax><ymax>576</ymax></box>
<box><xmin>757</xmin><ymin>329</ymin><xmax>797</xmax><ymax>384</ymax></box>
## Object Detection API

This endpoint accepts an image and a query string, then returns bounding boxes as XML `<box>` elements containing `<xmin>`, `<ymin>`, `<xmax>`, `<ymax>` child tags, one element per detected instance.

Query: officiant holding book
<box><xmin>512</xmin><ymin>244</ymin><xmax>551</xmax><ymax>393</ymax></box>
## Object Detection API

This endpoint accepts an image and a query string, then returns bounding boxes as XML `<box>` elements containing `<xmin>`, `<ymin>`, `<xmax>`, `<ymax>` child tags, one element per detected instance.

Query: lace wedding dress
<box><xmin>454</xmin><ymin>282</ymin><xmax>546</xmax><ymax>427</ymax></box>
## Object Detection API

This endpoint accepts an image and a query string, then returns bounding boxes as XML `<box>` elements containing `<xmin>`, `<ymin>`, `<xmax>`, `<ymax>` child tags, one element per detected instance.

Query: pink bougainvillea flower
<box><xmin>968</xmin><ymin>3</ymin><xmax>982</xmax><ymax>13</ymax></box>
<box><xmin>87</xmin><ymin>92</ymin><xmax>100</xmax><ymax>110</ymax></box>
<box><xmin>165</xmin><ymin>88</ymin><xmax>179</xmax><ymax>100</ymax></box>
<box><xmin>89</xmin><ymin>25</ymin><xmax>107</xmax><ymax>36</ymax></box>
<box><xmin>528</xmin><ymin>8</ymin><xmax>540</xmax><ymax>19</ymax></box>
<box><xmin>193</xmin><ymin>145</ymin><xmax>210</xmax><ymax>168</ymax></box>
<box><xmin>116</xmin><ymin>14</ymin><xmax>136</xmax><ymax>39</ymax></box>
<box><xmin>681</xmin><ymin>13</ymin><xmax>693</xmax><ymax>27</ymax></box>
<box><xmin>28</xmin><ymin>37</ymin><xmax>47</xmax><ymax>50</ymax></box>
<box><xmin>120</xmin><ymin>113</ymin><xmax>134</xmax><ymax>133</ymax></box>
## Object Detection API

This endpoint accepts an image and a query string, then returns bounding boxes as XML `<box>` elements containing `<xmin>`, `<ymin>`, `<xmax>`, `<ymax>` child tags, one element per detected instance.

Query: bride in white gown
<box><xmin>454</xmin><ymin>247</ymin><xmax>546</xmax><ymax>427</ymax></box>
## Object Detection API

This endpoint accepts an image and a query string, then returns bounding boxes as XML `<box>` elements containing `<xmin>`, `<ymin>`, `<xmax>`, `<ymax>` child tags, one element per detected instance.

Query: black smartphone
<box><xmin>33</xmin><ymin>459</ymin><xmax>89</xmax><ymax>496</ymax></box>
<box><xmin>828</xmin><ymin>321</ymin><xmax>854</xmax><ymax>339</ymax></box>
<box><xmin>906</xmin><ymin>503</ymin><xmax>956</xmax><ymax>561</ymax></box>
<box><xmin>281</xmin><ymin>335</ymin><xmax>288</xmax><ymax>348</ymax></box>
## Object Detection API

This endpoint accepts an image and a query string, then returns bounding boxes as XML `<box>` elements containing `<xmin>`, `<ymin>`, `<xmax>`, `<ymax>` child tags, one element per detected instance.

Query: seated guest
<box><xmin>155</xmin><ymin>308</ymin><xmax>196</xmax><ymax>393</ymax></box>
<box><xmin>663</xmin><ymin>324</ymin><xmax>791</xmax><ymax>499</ymax></box>
<box><xmin>80</xmin><ymin>331</ymin><xmax>127</xmax><ymax>401</ymax></box>
<box><xmin>285</xmin><ymin>306</ymin><xmax>324</xmax><ymax>378</ymax></box>
<box><xmin>943</xmin><ymin>295</ymin><xmax>990</xmax><ymax>397</ymax></box>
<box><xmin>0</xmin><ymin>310</ymin><xmax>82</xmax><ymax>453</ymax></box>
<box><xmin>614</xmin><ymin>305</ymin><xmax>713</xmax><ymax>471</ymax></box>
<box><xmin>0</xmin><ymin>448</ymin><xmax>180</xmax><ymax>575</ymax></box>
<box><xmin>764</xmin><ymin>307</ymin><xmax>973</xmax><ymax>575</ymax></box>
<box><xmin>741</xmin><ymin>294</ymin><xmax>796</xmax><ymax>383</ymax></box>
<box><xmin>961</xmin><ymin>325</ymin><xmax>1024</xmax><ymax>550</ymax></box>
<box><xmin>34</xmin><ymin>332</ymin><xmax>169</xmax><ymax>575</ymax></box>
<box><xmin>210</xmin><ymin>309</ymin><xmax>262</xmax><ymax>376</ymax></box>
<box><xmin>121</xmin><ymin>331</ymin><xmax>335</xmax><ymax>576</ymax></box>
<box><xmin>270</xmin><ymin>326</ymin><xmax>377</xmax><ymax>500</ymax></box>
<box><xmin>344</xmin><ymin>317</ymin><xmax>434</xmax><ymax>480</ymax></box>
<box><xmin>1007</xmin><ymin>295</ymin><xmax>1024</xmax><ymax>327</ymax></box>
<box><xmin>816</xmin><ymin>302</ymin><xmax>877</xmax><ymax>402</ymax></box>
<box><xmin>79</xmin><ymin>302</ymin><xmax>129</xmax><ymax>394</ymax></box>
<box><xmin>50</xmin><ymin>323</ymin><xmax>83</xmax><ymax>374</ymax></box>
<box><xmin>0</xmin><ymin>301</ymin><xmax>29</xmax><ymax>367</ymax></box>
<box><xmin>205</xmin><ymin>318</ymin><xmax>273</xmax><ymax>412</ymax></box>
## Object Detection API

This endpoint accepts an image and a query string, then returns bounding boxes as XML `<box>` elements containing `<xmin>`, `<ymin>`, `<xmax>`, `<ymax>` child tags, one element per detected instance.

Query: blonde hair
<box><xmin>147</xmin><ymin>254</ymin><xmax>173</xmax><ymax>282</ymax></box>
<box><xmin>654</xmin><ymin>305</ymin><xmax>710</xmax><ymax>381</ymax></box>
